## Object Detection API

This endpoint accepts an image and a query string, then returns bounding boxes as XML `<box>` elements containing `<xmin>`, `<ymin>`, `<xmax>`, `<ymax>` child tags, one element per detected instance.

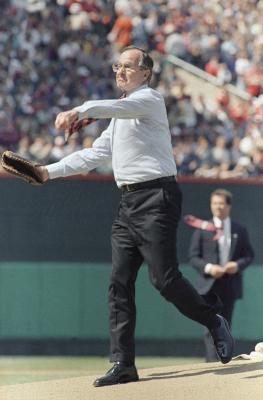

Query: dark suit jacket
<box><xmin>189</xmin><ymin>220</ymin><xmax>254</xmax><ymax>299</ymax></box>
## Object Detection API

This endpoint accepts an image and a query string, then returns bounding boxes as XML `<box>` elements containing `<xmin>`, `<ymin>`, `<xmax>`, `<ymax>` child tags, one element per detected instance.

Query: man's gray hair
<box><xmin>121</xmin><ymin>46</ymin><xmax>153</xmax><ymax>82</ymax></box>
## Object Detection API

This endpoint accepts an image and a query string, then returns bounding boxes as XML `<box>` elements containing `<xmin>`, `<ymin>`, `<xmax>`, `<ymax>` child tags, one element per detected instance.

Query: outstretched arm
<box><xmin>44</xmin><ymin>122</ymin><xmax>113</xmax><ymax>180</ymax></box>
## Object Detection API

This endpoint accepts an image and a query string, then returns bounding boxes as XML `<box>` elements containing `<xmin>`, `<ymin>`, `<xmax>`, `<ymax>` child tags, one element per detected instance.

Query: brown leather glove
<box><xmin>1</xmin><ymin>151</ymin><xmax>44</xmax><ymax>185</ymax></box>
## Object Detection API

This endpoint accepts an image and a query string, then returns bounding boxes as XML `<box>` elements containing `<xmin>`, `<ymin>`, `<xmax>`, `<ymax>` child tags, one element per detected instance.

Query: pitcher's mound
<box><xmin>1</xmin><ymin>360</ymin><xmax>262</xmax><ymax>400</ymax></box>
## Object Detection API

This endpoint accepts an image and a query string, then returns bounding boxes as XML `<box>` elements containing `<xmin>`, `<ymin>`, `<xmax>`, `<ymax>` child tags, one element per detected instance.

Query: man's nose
<box><xmin>116</xmin><ymin>65</ymin><xmax>126</xmax><ymax>73</ymax></box>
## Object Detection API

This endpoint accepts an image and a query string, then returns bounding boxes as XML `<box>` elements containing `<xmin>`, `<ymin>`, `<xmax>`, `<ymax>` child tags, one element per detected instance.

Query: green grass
<box><xmin>0</xmin><ymin>356</ymin><xmax>203</xmax><ymax>386</ymax></box>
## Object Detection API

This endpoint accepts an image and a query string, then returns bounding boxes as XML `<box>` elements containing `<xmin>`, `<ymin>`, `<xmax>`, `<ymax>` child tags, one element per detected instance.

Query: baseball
<box><xmin>255</xmin><ymin>342</ymin><xmax>263</xmax><ymax>353</ymax></box>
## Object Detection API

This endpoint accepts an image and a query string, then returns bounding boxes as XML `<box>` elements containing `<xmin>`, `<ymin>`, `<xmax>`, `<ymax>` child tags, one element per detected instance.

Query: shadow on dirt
<box><xmin>140</xmin><ymin>361</ymin><xmax>263</xmax><ymax>382</ymax></box>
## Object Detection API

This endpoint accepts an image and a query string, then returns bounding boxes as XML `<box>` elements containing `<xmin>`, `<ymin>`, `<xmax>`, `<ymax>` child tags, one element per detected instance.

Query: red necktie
<box><xmin>184</xmin><ymin>214</ymin><xmax>223</xmax><ymax>240</ymax></box>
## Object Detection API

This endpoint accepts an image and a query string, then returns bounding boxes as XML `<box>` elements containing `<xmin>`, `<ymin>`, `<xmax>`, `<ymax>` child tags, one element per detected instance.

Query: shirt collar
<box><xmin>213</xmin><ymin>216</ymin><xmax>230</xmax><ymax>228</ymax></box>
<box><xmin>126</xmin><ymin>84</ymin><xmax>148</xmax><ymax>97</ymax></box>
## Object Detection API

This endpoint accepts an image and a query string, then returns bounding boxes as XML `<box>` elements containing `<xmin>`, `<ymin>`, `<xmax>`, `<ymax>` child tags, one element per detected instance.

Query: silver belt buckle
<box><xmin>126</xmin><ymin>184</ymin><xmax>132</xmax><ymax>192</ymax></box>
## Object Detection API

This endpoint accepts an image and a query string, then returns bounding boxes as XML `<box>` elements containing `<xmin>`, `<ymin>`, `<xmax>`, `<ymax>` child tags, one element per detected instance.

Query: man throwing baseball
<box><xmin>26</xmin><ymin>46</ymin><xmax>234</xmax><ymax>386</ymax></box>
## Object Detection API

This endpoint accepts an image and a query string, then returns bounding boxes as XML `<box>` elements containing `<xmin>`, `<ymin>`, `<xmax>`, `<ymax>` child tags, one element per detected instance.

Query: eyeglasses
<box><xmin>112</xmin><ymin>63</ymin><xmax>146</xmax><ymax>73</ymax></box>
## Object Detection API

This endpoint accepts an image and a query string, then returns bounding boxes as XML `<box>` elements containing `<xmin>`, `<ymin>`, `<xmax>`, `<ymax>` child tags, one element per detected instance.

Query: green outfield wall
<box><xmin>0</xmin><ymin>176</ymin><xmax>262</xmax><ymax>354</ymax></box>
<box><xmin>0</xmin><ymin>176</ymin><xmax>262</xmax><ymax>263</ymax></box>
<box><xmin>0</xmin><ymin>262</ymin><xmax>262</xmax><ymax>342</ymax></box>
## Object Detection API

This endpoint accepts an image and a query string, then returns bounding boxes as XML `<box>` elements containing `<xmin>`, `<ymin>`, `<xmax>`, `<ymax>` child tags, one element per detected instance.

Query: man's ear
<box><xmin>143</xmin><ymin>70</ymin><xmax>150</xmax><ymax>81</ymax></box>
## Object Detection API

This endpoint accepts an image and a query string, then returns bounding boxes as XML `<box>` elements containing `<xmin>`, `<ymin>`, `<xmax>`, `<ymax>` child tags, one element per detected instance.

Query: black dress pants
<box><xmin>109</xmin><ymin>180</ymin><xmax>217</xmax><ymax>364</ymax></box>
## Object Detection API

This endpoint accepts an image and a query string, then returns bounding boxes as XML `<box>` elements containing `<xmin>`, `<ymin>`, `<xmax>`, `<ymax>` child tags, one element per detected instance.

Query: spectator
<box><xmin>1</xmin><ymin>0</ymin><xmax>263</xmax><ymax>178</ymax></box>
<box><xmin>189</xmin><ymin>189</ymin><xmax>254</xmax><ymax>361</ymax></box>
<box><xmin>107</xmin><ymin>1</ymin><xmax>133</xmax><ymax>52</ymax></box>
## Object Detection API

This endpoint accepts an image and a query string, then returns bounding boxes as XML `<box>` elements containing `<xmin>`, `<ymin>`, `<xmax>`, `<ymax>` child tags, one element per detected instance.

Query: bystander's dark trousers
<box><xmin>109</xmin><ymin>179</ymin><xmax>217</xmax><ymax>365</ymax></box>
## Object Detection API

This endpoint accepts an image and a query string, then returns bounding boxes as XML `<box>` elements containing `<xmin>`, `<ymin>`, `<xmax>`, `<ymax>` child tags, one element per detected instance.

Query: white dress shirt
<box><xmin>214</xmin><ymin>216</ymin><xmax>231</xmax><ymax>267</ymax></box>
<box><xmin>46</xmin><ymin>85</ymin><xmax>177</xmax><ymax>187</ymax></box>
<box><xmin>204</xmin><ymin>217</ymin><xmax>231</xmax><ymax>273</ymax></box>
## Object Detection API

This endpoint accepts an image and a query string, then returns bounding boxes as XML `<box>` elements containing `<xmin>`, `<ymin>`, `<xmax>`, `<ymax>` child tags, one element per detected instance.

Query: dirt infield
<box><xmin>1</xmin><ymin>360</ymin><xmax>262</xmax><ymax>400</ymax></box>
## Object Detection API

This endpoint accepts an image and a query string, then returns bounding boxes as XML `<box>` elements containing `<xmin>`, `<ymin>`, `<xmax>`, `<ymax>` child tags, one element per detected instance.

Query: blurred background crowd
<box><xmin>0</xmin><ymin>0</ymin><xmax>263</xmax><ymax>177</ymax></box>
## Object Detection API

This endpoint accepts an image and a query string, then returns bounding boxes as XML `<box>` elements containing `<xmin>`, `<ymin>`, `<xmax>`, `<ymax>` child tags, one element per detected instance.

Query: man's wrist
<box><xmin>39</xmin><ymin>166</ymin><xmax>49</xmax><ymax>182</ymax></box>
<box><xmin>204</xmin><ymin>263</ymin><xmax>213</xmax><ymax>274</ymax></box>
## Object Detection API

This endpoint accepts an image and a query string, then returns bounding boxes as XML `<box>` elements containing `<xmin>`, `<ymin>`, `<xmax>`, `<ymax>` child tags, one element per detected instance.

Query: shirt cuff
<box><xmin>73</xmin><ymin>106</ymin><xmax>86</xmax><ymax>119</ymax></box>
<box><xmin>204</xmin><ymin>263</ymin><xmax>213</xmax><ymax>274</ymax></box>
<box><xmin>46</xmin><ymin>162</ymin><xmax>65</xmax><ymax>179</ymax></box>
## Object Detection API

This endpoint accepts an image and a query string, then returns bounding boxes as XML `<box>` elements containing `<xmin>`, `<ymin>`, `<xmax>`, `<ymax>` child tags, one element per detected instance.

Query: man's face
<box><xmin>210</xmin><ymin>195</ymin><xmax>231</xmax><ymax>220</ymax></box>
<box><xmin>115</xmin><ymin>49</ymin><xmax>149</xmax><ymax>93</ymax></box>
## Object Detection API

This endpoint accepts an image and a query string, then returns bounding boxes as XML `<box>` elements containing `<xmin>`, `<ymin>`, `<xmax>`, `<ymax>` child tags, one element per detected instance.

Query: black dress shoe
<box><xmin>93</xmin><ymin>362</ymin><xmax>139</xmax><ymax>387</ymax></box>
<box><xmin>209</xmin><ymin>314</ymin><xmax>234</xmax><ymax>364</ymax></box>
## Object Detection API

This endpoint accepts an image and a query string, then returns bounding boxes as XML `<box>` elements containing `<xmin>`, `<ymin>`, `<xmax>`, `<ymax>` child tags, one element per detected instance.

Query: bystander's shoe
<box><xmin>209</xmin><ymin>314</ymin><xmax>234</xmax><ymax>364</ymax></box>
<box><xmin>93</xmin><ymin>362</ymin><xmax>139</xmax><ymax>387</ymax></box>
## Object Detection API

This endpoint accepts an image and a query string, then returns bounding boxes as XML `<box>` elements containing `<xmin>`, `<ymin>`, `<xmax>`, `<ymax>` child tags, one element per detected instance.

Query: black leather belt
<box><xmin>121</xmin><ymin>175</ymin><xmax>176</xmax><ymax>192</ymax></box>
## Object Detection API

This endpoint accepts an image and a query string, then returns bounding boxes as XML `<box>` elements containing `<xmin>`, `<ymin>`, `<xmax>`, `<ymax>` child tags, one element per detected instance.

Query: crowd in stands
<box><xmin>0</xmin><ymin>0</ymin><xmax>263</xmax><ymax>178</ymax></box>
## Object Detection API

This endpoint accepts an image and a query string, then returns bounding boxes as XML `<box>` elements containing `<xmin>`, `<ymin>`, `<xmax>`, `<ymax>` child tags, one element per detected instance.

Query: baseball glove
<box><xmin>1</xmin><ymin>150</ymin><xmax>44</xmax><ymax>185</ymax></box>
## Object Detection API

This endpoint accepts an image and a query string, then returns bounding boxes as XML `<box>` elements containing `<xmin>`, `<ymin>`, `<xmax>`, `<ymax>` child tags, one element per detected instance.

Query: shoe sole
<box><xmin>93</xmin><ymin>375</ymin><xmax>139</xmax><ymax>387</ymax></box>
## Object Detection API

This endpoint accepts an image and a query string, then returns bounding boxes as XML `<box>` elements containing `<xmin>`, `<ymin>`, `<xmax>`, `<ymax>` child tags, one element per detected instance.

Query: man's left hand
<box><xmin>223</xmin><ymin>261</ymin><xmax>238</xmax><ymax>275</ymax></box>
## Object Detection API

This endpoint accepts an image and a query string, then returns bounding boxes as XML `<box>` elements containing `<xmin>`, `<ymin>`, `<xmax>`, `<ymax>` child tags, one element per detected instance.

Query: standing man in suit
<box><xmin>189</xmin><ymin>188</ymin><xmax>254</xmax><ymax>362</ymax></box>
